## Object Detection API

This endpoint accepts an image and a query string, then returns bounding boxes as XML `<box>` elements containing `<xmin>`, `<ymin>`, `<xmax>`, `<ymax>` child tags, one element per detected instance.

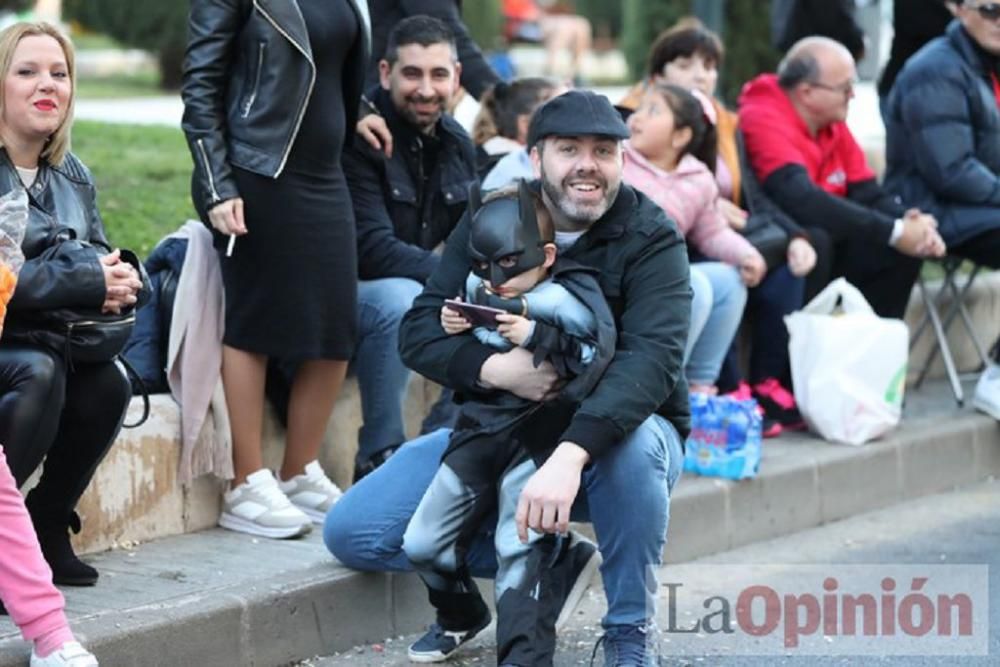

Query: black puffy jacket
<box><xmin>884</xmin><ymin>20</ymin><xmax>1000</xmax><ymax>246</ymax></box>
<box><xmin>181</xmin><ymin>0</ymin><xmax>372</xmax><ymax>218</ymax></box>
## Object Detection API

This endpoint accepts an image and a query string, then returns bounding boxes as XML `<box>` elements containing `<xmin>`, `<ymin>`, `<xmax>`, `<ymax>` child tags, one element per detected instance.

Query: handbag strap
<box><xmin>117</xmin><ymin>354</ymin><xmax>151</xmax><ymax>429</ymax></box>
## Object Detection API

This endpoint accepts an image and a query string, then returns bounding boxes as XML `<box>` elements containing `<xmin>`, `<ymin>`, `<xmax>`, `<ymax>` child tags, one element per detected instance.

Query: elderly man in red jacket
<box><xmin>738</xmin><ymin>36</ymin><xmax>945</xmax><ymax>319</ymax></box>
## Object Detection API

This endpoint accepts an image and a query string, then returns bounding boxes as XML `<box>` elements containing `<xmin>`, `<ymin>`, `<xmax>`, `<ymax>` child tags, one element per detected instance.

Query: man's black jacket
<box><xmin>344</xmin><ymin>86</ymin><xmax>478</xmax><ymax>283</ymax></box>
<box><xmin>400</xmin><ymin>183</ymin><xmax>692</xmax><ymax>461</ymax></box>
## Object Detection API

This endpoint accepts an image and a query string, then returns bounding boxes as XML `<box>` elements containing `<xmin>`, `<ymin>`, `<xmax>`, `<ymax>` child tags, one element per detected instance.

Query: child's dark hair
<box><xmin>482</xmin><ymin>184</ymin><xmax>555</xmax><ymax>243</ymax></box>
<box><xmin>645</xmin><ymin>17</ymin><xmax>724</xmax><ymax>80</ymax></box>
<box><xmin>649</xmin><ymin>82</ymin><xmax>717</xmax><ymax>173</ymax></box>
<box><xmin>472</xmin><ymin>78</ymin><xmax>559</xmax><ymax>146</ymax></box>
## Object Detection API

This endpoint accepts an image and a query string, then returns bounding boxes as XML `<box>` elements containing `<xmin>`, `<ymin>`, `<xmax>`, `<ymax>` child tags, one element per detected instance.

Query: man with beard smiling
<box><xmin>340</xmin><ymin>15</ymin><xmax>478</xmax><ymax>480</ymax></box>
<box><xmin>327</xmin><ymin>90</ymin><xmax>691</xmax><ymax>667</ymax></box>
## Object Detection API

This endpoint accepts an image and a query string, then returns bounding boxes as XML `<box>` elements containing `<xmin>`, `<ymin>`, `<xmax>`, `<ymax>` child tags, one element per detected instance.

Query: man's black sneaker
<box><xmin>591</xmin><ymin>624</ymin><xmax>657</xmax><ymax>667</ymax></box>
<box><xmin>352</xmin><ymin>444</ymin><xmax>399</xmax><ymax>483</ymax></box>
<box><xmin>407</xmin><ymin>613</ymin><xmax>491</xmax><ymax>663</ymax></box>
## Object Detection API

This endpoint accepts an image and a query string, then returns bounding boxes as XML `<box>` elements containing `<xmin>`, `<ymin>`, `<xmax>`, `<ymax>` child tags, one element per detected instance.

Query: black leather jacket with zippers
<box><xmin>0</xmin><ymin>150</ymin><xmax>150</xmax><ymax>314</ymax></box>
<box><xmin>181</xmin><ymin>0</ymin><xmax>372</xmax><ymax>219</ymax></box>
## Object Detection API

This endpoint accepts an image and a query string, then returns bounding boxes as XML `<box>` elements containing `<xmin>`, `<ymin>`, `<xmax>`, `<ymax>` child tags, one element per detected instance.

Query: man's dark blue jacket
<box><xmin>884</xmin><ymin>20</ymin><xmax>1000</xmax><ymax>246</ymax></box>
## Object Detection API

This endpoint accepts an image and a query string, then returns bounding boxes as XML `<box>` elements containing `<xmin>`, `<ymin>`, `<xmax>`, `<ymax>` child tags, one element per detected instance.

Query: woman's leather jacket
<box><xmin>0</xmin><ymin>152</ymin><xmax>150</xmax><ymax>313</ymax></box>
<box><xmin>181</xmin><ymin>0</ymin><xmax>372</xmax><ymax>218</ymax></box>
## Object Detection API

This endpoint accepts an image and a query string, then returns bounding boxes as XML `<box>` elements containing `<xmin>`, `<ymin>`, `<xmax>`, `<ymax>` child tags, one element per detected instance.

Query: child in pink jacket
<box><xmin>0</xmin><ymin>189</ymin><xmax>98</xmax><ymax>667</ymax></box>
<box><xmin>623</xmin><ymin>83</ymin><xmax>765</xmax><ymax>394</ymax></box>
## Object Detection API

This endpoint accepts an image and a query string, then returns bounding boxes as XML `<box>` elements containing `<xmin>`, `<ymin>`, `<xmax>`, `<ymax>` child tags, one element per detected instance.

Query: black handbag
<box><xmin>5</xmin><ymin>233</ymin><xmax>146</xmax><ymax>365</ymax></box>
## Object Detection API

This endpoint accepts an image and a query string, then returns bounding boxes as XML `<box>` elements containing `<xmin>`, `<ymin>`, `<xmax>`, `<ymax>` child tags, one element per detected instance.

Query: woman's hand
<box><xmin>100</xmin><ymin>249</ymin><xmax>142</xmax><ymax>314</ymax></box>
<box><xmin>207</xmin><ymin>197</ymin><xmax>246</xmax><ymax>236</ymax></box>
<box><xmin>738</xmin><ymin>251</ymin><xmax>767</xmax><ymax>287</ymax></box>
<box><xmin>497</xmin><ymin>313</ymin><xmax>533</xmax><ymax>346</ymax></box>
<box><xmin>357</xmin><ymin>114</ymin><xmax>393</xmax><ymax>158</ymax></box>
<box><xmin>718</xmin><ymin>198</ymin><xmax>748</xmax><ymax>231</ymax></box>
<box><xmin>441</xmin><ymin>299</ymin><xmax>471</xmax><ymax>335</ymax></box>
<box><xmin>786</xmin><ymin>237</ymin><xmax>817</xmax><ymax>277</ymax></box>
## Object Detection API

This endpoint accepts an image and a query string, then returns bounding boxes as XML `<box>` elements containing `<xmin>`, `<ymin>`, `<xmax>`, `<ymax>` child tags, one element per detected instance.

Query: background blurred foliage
<box><xmin>63</xmin><ymin>0</ymin><xmax>186</xmax><ymax>89</ymax></box>
<box><xmin>463</xmin><ymin>0</ymin><xmax>780</xmax><ymax>104</ymax></box>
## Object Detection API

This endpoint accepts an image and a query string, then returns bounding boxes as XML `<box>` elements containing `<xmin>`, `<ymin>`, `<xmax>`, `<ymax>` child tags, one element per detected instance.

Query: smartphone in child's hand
<box><xmin>443</xmin><ymin>299</ymin><xmax>507</xmax><ymax>329</ymax></box>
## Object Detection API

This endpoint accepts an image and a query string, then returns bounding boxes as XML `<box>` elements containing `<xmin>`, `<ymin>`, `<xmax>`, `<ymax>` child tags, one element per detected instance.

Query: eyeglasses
<box><xmin>809</xmin><ymin>79</ymin><xmax>856</xmax><ymax>97</ymax></box>
<box><xmin>969</xmin><ymin>2</ymin><xmax>1000</xmax><ymax>21</ymax></box>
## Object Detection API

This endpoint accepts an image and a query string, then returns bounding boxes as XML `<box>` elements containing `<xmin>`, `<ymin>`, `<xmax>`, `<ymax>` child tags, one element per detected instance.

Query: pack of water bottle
<box><xmin>683</xmin><ymin>393</ymin><xmax>762</xmax><ymax>480</ymax></box>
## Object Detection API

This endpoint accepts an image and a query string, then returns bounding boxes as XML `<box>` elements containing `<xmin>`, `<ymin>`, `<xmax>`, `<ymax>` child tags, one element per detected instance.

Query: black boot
<box><xmin>27</xmin><ymin>502</ymin><xmax>98</xmax><ymax>587</ymax></box>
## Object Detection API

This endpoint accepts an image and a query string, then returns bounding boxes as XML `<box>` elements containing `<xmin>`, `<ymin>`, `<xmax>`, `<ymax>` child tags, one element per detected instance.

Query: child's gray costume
<box><xmin>402</xmin><ymin>185</ymin><xmax>616</xmax><ymax>666</ymax></box>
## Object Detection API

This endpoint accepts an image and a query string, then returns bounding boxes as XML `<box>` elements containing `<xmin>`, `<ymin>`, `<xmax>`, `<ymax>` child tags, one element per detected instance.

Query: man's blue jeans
<box><xmin>325</xmin><ymin>414</ymin><xmax>685</xmax><ymax>628</ymax></box>
<box><xmin>353</xmin><ymin>278</ymin><xmax>422</xmax><ymax>463</ymax></box>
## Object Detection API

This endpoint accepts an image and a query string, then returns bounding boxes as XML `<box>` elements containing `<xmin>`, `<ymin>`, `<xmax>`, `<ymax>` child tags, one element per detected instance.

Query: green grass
<box><xmin>76</xmin><ymin>70</ymin><xmax>164</xmax><ymax>99</ymax></box>
<box><xmin>71</xmin><ymin>120</ymin><xmax>195</xmax><ymax>257</ymax></box>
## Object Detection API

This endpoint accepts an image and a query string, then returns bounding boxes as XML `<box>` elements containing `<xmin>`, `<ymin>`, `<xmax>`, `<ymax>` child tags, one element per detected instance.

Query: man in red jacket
<box><xmin>739</xmin><ymin>36</ymin><xmax>945</xmax><ymax>319</ymax></box>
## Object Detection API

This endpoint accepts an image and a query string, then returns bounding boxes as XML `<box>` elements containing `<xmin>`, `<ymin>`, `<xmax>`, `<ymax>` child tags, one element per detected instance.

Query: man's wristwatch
<box><xmin>888</xmin><ymin>218</ymin><xmax>904</xmax><ymax>247</ymax></box>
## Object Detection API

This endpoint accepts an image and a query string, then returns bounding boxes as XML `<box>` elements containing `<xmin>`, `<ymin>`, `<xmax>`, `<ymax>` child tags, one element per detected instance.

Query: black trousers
<box><xmin>804</xmin><ymin>226</ymin><xmax>923</xmax><ymax>320</ymax></box>
<box><xmin>0</xmin><ymin>343</ymin><xmax>131</xmax><ymax>523</ymax></box>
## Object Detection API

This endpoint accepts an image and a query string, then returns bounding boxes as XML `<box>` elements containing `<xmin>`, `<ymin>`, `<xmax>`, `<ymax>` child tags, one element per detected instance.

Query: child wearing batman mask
<box><xmin>402</xmin><ymin>179</ymin><xmax>617</xmax><ymax>666</ymax></box>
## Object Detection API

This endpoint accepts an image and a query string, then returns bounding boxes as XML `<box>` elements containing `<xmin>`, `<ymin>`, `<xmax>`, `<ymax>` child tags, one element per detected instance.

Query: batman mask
<box><xmin>467</xmin><ymin>179</ymin><xmax>546</xmax><ymax>288</ymax></box>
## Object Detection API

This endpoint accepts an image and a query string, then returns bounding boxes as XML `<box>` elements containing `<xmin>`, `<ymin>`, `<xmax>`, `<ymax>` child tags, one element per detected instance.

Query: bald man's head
<box><xmin>776</xmin><ymin>36</ymin><xmax>857</xmax><ymax>130</ymax></box>
<box><xmin>777</xmin><ymin>37</ymin><xmax>854</xmax><ymax>90</ymax></box>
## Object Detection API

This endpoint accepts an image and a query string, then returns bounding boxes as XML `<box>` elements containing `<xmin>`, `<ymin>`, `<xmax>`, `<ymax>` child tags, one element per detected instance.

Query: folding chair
<box><xmin>909</xmin><ymin>256</ymin><xmax>992</xmax><ymax>405</ymax></box>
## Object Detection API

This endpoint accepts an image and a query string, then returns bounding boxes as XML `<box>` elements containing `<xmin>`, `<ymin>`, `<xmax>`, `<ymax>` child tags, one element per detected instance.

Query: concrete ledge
<box><xmin>2</xmin><ymin>380</ymin><xmax>997</xmax><ymax>667</ymax></box>
<box><xmin>65</xmin><ymin>269</ymin><xmax>997</xmax><ymax>554</ymax></box>
<box><xmin>68</xmin><ymin>375</ymin><xmax>440</xmax><ymax>555</ymax></box>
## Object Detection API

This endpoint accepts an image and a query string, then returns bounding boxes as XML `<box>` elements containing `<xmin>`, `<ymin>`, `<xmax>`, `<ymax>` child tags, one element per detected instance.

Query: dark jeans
<box><xmin>718</xmin><ymin>265</ymin><xmax>805</xmax><ymax>391</ymax></box>
<box><xmin>947</xmin><ymin>227</ymin><xmax>1000</xmax><ymax>359</ymax></box>
<box><xmin>805</xmin><ymin>226</ymin><xmax>923</xmax><ymax>319</ymax></box>
<box><xmin>0</xmin><ymin>344</ymin><xmax>131</xmax><ymax>523</ymax></box>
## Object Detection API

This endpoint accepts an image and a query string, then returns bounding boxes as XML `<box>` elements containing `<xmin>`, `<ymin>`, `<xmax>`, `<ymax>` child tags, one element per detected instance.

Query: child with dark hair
<box><xmin>402</xmin><ymin>180</ymin><xmax>613</xmax><ymax>665</ymax></box>
<box><xmin>624</xmin><ymin>83</ymin><xmax>764</xmax><ymax>395</ymax></box>
<box><xmin>622</xmin><ymin>17</ymin><xmax>817</xmax><ymax>434</ymax></box>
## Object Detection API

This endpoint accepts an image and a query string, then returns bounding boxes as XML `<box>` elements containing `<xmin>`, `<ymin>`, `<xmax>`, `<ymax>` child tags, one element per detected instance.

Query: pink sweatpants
<box><xmin>0</xmin><ymin>445</ymin><xmax>69</xmax><ymax>642</ymax></box>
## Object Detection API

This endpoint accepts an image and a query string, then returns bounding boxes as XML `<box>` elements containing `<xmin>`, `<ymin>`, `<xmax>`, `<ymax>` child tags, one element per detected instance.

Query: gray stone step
<box><xmin>1</xmin><ymin>380</ymin><xmax>997</xmax><ymax>666</ymax></box>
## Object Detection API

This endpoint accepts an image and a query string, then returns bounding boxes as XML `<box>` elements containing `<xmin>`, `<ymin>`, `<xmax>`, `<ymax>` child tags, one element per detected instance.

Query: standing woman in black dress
<box><xmin>182</xmin><ymin>0</ymin><xmax>370</xmax><ymax>538</ymax></box>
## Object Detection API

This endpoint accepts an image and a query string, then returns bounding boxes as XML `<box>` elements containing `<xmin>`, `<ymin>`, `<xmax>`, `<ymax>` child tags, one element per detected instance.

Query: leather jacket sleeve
<box><xmin>10</xmin><ymin>246</ymin><xmax>105</xmax><ymax>311</ymax></box>
<box><xmin>9</xmin><ymin>157</ymin><xmax>151</xmax><ymax>312</ymax></box>
<box><xmin>181</xmin><ymin>0</ymin><xmax>246</xmax><ymax>216</ymax></box>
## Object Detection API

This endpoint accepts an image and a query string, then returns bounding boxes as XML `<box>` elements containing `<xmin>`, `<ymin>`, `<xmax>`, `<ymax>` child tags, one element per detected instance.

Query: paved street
<box><xmin>310</xmin><ymin>479</ymin><xmax>999</xmax><ymax>666</ymax></box>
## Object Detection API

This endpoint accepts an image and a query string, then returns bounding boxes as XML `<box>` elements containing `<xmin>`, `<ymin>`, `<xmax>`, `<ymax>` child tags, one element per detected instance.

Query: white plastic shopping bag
<box><xmin>785</xmin><ymin>278</ymin><xmax>908</xmax><ymax>445</ymax></box>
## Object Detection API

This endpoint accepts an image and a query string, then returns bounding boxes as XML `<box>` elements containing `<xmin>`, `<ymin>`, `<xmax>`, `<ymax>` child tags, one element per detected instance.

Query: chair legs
<box><xmin>909</xmin><ymin>259</ymin><xmax>991</xmax><ymax>406</ymax></box>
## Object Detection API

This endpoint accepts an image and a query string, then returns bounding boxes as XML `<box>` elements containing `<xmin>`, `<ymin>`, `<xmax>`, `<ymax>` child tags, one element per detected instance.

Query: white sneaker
<box><xmin>30</xmin><ymin>641</ymin><xmax>98</xmax><ymax>667</ymax></box>
<box><xmin>973</xmin><ymin>363</ymin><xmax>1000</xmax><ymax>421</ymax></box>
<box><xmin>219</xmin><ymin>469</ymin><xmax>312</xmax><ymax>538</ymax></box>
<box><xmin>278</xmin><ymin>460</ymin><xmax>343</xmax><ymax>524</ymax></box>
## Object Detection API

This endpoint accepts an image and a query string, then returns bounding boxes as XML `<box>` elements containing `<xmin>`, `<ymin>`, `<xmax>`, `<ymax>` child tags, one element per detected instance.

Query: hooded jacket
<box><xmin>400</xmin><ymin>182</ymin><xmax>692</xmax><ymax>461</ymax></box>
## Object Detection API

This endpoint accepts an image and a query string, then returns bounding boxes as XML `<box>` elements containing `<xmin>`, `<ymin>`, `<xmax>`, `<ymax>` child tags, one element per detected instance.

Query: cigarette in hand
<box><xmin>226</xmin><ymin>234</ymin><xmax>236</xmax><ymax>257</ymax></box>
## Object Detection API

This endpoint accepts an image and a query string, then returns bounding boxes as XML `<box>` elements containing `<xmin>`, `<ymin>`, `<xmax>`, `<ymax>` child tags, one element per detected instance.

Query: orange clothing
<box><xmin>503</xmin><ymin>0</ymin><xmax>540</xmax><ymax>21</ymax></box>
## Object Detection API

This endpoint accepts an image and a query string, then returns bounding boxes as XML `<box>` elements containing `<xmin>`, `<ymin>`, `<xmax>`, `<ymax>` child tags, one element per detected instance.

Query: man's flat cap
<box><xmin>526</xmin><ymin>89</ymin><xmax>630</xmax><ymax>148</ymax></box>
